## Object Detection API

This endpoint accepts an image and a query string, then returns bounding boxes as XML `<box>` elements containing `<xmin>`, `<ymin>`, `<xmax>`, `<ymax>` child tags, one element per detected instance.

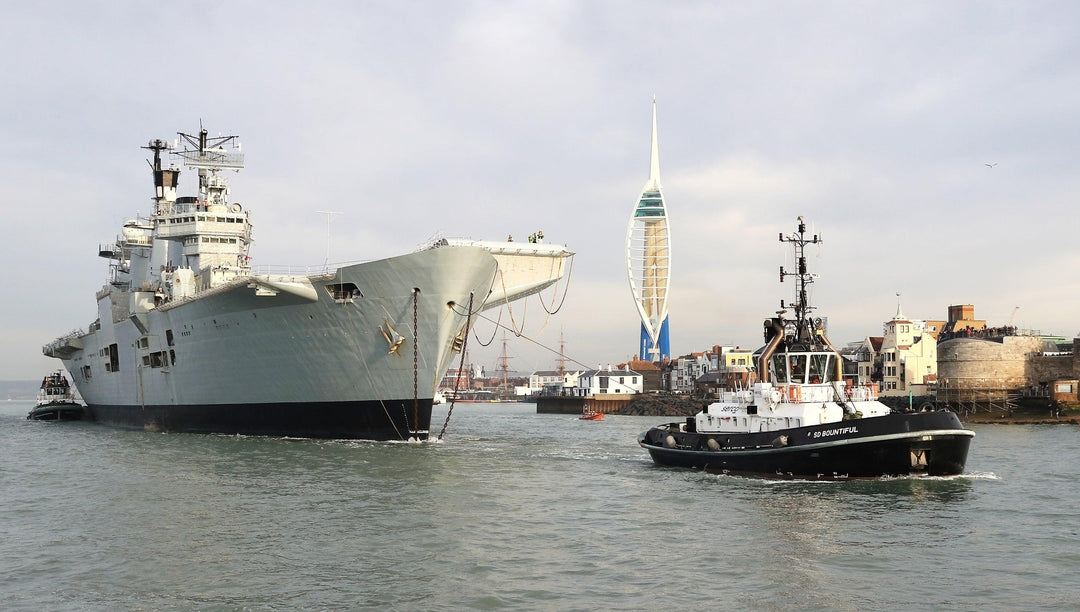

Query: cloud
<box><xmin>3</xmin><ymin>1</ymin><xmax>1079</xmax><ymax>379</ymax></box>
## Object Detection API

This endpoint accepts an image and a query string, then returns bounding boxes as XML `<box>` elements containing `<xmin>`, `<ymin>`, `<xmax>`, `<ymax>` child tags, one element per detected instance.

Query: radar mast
<box><xmin>173</xmin><ymin>125</ymin><xmax>244</xmax><ymax>209</ymax></box>
<box><xmin>777</xmin><ymin>216</ymin><xmax>825</xmax><ymax>350</ymax></box>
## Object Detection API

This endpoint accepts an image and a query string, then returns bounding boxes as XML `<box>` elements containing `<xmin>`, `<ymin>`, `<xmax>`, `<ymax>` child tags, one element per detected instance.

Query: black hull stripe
<box><xmin>639</xmin><ymin>411</ymin><xmax>974</xmax><ymax>477</ymax></box>
<box><xmin>642</xmin><ymin>435</ymin><xmax>972</xmax><ymax>478</ymax></box>
<box><xmin>84</xmin><ymin>400</ymin><xmax>433</xmax><ymax>441</ymax></box>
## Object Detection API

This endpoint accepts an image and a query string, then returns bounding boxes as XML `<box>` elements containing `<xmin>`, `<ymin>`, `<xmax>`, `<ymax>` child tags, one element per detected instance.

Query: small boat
<box><xmin>450</xmin><ymin>390</ymin><xmax>499</xmax><ymax>403</ymax></box>
<box><xmin>580</xmin><ymin>407</ymin><xmax>604</xmax><ymax>421</ymax></box>
<box><xmin>27</xmin><ymin>371</ymin><xmax>84</xmax><ymax>421</ymax></box>
<box><xmin>639</xmin><ymin>217</ymin><xmax>974</xmax><ymax>479</ymax></box>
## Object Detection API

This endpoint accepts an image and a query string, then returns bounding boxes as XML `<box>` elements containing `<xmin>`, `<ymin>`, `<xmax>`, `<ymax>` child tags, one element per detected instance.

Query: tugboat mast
<box><xmin>778</xmin><ymin>216</ymin><xmax>822</xmax><ymax>348</ymax></box>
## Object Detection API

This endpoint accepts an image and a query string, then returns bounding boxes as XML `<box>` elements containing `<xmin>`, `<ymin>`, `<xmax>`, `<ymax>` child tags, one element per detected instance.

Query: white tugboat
<box><xmin>43</xmin><ymin>125</ymin><xmax>572</xmax><ymax>439</ymax></box>
<box><xmin>27</xmin><ymin>371</ymin><xmax>84</xmax><ymax>421</ymax></box>
<box><xmin>639</xmin><ymin>217</ymin><xmax>974</xmax><ymax>478</ymax></box>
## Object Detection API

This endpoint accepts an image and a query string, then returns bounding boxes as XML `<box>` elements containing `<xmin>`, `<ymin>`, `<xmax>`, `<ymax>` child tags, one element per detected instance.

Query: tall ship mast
<box><xmin>44</xmin><ymin>124</ymin><xmax>573</xmax><ymax>439</ymax></box>
<box><xmin>497</xmin><ymin>332</ymin><xmax>512</xmax><ymax>396</ymax></box>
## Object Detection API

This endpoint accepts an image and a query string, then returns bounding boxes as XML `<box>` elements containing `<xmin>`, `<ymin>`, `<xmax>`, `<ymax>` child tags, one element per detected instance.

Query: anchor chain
<box><xmin>412</xmin><ymin>288</ymin><xmax>419</xmax><ymax>439</ymax></box>
<box><xmin>438</xmin><ymin>292</ymin><xmax>474</xmax><ymax>440</ymax></box>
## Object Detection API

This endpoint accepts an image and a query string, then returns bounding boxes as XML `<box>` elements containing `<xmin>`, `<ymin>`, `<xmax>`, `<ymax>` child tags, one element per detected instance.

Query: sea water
<box><xmin>2</xmin><ymin>401</ymin><xmax>1079</xmax><ymax>610</ymax></box>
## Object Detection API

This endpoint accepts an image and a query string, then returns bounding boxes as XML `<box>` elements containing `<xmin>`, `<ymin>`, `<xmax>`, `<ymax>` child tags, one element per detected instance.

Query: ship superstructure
<box><xmin>44</xmin><ymin>125</ymin><xmax>572</xmax><ymax>439</ymax></box>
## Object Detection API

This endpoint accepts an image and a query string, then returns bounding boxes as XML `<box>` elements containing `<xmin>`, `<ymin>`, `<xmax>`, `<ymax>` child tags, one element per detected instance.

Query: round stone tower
<box><xmin>937</xmin><ymin>335</ymin><xmax>1044</xmax><ymax>389</ymax></box>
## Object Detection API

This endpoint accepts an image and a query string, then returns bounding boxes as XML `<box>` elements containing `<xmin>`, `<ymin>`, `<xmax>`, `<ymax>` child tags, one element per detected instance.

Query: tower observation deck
<box><xmin>626</xmin><ymin>99</ymin><xmax>671</xmax><ymax>361</ymax></box>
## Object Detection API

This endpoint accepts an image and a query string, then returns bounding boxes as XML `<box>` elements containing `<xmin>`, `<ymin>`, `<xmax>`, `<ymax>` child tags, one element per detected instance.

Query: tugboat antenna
<box><xmin>779</xmin><ymin>216</ymin><xmax>822</xmax><ymax>344</ymax></box>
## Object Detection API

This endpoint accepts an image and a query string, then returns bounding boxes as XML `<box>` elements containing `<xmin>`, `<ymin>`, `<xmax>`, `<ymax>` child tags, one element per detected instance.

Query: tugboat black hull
<box><xmin>639</xmin><ymin>411</ymin><xmax>974</xmax><ymax>479</ymax></box>
<box><xmin>27</xmin><ymin>402</ymin><xmax>85</xmax><ymax>422</ymax></box>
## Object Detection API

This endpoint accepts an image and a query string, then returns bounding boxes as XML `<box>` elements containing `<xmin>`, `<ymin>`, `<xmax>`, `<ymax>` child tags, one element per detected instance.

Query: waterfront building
<box><xmin>528</xmin><ymin>369</ymin><xmax>581</xmax><ymax>396</ymax></box>
<box><xmin>935</xmin><ymin>304</ymin><xmax>1078</xmax><ymax>406</ymax></box>
<box><xmin>878</xmin><ymin>300</ymin><xmax>938</xmax><ymax>397</ymax></box>
<box><xmin>857</xmin><ymin>337</ymin><xmax>884</xmax><ymax>385</ymax></box>
<box><xmin>670</xmin><ymin>352</ymin><xmax>710</xmax><ymax>394</ymax></box>
<box><xmin>689</xmin><ymin>346</ymin><xmax>752</xmax><ymax>397</ymax></box>
<box><xmin>622</xmin><ymin>358</ymin><xmax>662</xmax><ymax>392</ymax></box>
<box><xmin>939</xmin><ymin>304</ymin><xmax>987</xmax><ymax>339</ymax></box>
<box><xmin>528</xmin><ymin>370</ymin><xmax>564</xmax><ymax>395</ymax></box>
<box><xmin>573</xmin><ymin>367</ymin><xmax>643</xmax><ymax>397</ymax></box>
<box><xmin>721</xmin><ymin>347</ymin><xmax>755</xmax><ymax>369</ymax></box>
<box><xmin>439</xmin><ymin>366</ymin><xmax>472</xmax><ymax>392</ymax></box>
<box><xmin>626</xmin><ymin>98</ymin><xmax>671</xmax><ymax>362</ymax></box>
<box><xmin>845</xmin><ymin>339</ymin><xmax>881</xmax><ymax>384</ymax></box>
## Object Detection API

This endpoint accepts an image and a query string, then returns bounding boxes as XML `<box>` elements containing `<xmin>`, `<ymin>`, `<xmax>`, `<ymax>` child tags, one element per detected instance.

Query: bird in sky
<box><xmin>985</xmin><ymin>162</ymin><xmax>998</xmax><ymax>168</ymax></box>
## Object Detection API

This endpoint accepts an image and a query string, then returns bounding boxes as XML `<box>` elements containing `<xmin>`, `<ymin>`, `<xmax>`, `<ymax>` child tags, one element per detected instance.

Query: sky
<box><xmin>2</xmin><ymin>1</ymin><xmax>1079</xmax><ymax>380</ymax></box>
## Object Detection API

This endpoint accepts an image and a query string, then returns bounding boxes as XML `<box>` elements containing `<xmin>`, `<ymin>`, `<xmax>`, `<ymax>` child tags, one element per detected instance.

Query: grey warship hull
<box><xmin>49</xmin><ymin>246</ymin><xmax>501</xmax><ymax>439</ymax></box>
<box><xmin>45</xmin><ymin>125</ymin><xmax>571</xmax><ymax>440</ymax></box>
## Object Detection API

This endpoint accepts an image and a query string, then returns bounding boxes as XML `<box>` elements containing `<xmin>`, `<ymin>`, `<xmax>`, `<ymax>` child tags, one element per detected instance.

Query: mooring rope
<box><xmin>448</xmin><ymin>304</ymin><xmax>594</xmax><ymax>372</ymax></box>
<box><xmin>538</xmin><ymin>253</ymin><xmax>574</xmax><ymax>315</ymax></box>
<box><xmin>471</xmin><ymin>304</ymin><xmax>502</xmax><ymax>347</ymax></box>
<box><xmin>495</xmin><ymin>271</ymin><xmax>527</xmax><ymax>337</ymax></box>
<box><xmin>354</xmin><ymin>319</ymin><xmax>406</xmax><ymax>441</ymax></box>
<box><xmin>438</xmin><ymin>292</ymin><xmax>476</xmax><ymax>440</ymax></box>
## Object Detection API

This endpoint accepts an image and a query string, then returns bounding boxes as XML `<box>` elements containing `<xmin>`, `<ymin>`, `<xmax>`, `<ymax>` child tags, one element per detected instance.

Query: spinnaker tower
<box><xmin>626</xmin><ymin>99</ymin><xmax>671</xmax><ymax>361</ymax></box>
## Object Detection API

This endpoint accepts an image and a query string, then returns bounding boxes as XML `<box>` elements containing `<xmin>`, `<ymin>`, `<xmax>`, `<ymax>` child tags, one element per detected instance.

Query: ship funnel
<box><xmin>145</xmin><ymin>138</ymin><xmax>180</xmax><ymax>204</ymax></box>
<box><xmin>154</xmin><ymin>168</ymin><xmax>180</xmax><ymax>202</ymax></box>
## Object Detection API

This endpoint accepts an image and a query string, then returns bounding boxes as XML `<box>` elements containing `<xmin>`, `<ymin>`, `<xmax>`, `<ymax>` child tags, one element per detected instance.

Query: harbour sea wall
<box><xmin>537</xmin><ymin>394</ymin><xmax>702</xmax><ymax>417</ymax></box>
<box><xmin>539</xmin><ymin>392</ymin><xmax>1079</xmax><ymax>424</ymax></box>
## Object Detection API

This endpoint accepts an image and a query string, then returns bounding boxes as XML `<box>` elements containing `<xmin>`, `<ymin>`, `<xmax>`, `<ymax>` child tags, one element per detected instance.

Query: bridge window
<box><xmin>809</xmin><ymin>354</ymin><xmax>832</xmax><ymax>383</ymax></box>
<box><xmin>770</xmin><ymin>354</ymin><xmax>787</xmax><ymax>383</ymax></box>
<box><xmin>789</xmin><ymin>354</ymin><xmax>807</xmax><ymax>384</ymax></box>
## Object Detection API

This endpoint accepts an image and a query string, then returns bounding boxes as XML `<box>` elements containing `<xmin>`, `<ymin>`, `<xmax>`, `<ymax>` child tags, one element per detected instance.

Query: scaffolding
<box><xmin>933</xmin><ymin>378</ymin><xmax>1019</xmax><ymax>415</ymax></box>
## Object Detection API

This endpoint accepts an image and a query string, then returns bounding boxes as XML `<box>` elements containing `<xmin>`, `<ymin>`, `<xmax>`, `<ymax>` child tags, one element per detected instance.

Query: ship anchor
<box><xmin>379</xmin><ymin>319</ymin><xmax>406</xmax><ymax>355</ymax></box>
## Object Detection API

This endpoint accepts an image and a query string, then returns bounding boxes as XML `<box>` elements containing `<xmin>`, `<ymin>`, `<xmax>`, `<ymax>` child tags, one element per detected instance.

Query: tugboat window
<box><xmin>771</xmin><ymin>354</ymin><xmax>787</xmax><ymax>383</ymax></box>
<box><xmin>809</xmin><ymin>354</ymin><xmax>831</xmax><ymax>383</ymax></box>
<box><xmin>789</xmin><ymin>354</ymin><xmax>807</xmax><ymax>384</ymax></box>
